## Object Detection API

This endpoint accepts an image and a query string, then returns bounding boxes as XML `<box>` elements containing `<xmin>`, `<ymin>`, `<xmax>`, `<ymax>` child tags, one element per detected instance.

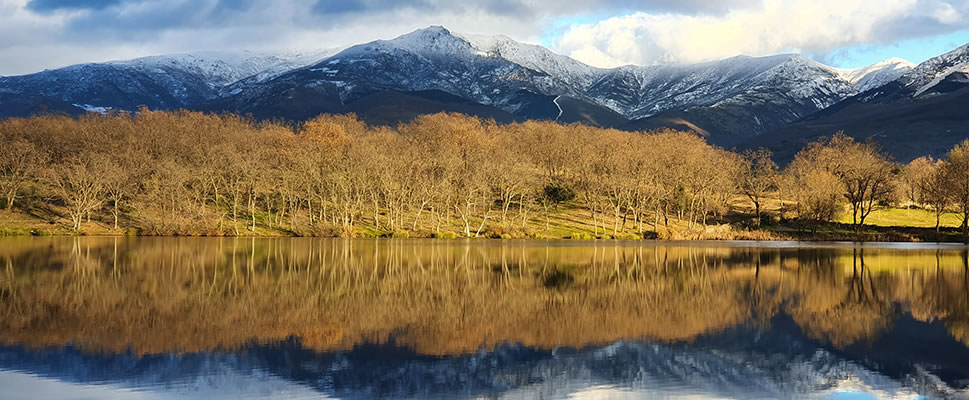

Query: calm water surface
<box><xmin>1</xmin><ymin>237</ymin><xmax>969</xmax><ymax>399</ymax></box>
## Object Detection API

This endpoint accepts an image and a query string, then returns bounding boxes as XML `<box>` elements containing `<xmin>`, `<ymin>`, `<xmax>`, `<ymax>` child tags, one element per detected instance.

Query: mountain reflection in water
<box><xmin>1</xmin><ymin>237</ymin><xmax>969</xmax><ymax>399</ymax></box>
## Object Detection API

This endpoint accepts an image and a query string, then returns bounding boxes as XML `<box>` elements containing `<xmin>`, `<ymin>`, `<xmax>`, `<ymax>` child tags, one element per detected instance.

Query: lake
<box><xmin>1</xmin><ymin>237</ymin><xmax>968</xmax><ymax>399</ymax></box>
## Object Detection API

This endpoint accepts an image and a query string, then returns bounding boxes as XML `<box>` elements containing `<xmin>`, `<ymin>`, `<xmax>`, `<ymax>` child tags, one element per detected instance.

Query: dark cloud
<box><xmin>314</xmin><ymin>0</ymin><xmax>426</xmax><ymax>14</ymax></box>
<box><xmin>26</xmin><ymin>0</ymin><xmax>128</xmax><ymax>13</ymax></box>
<box><xmin>870</xmin><ymin>16</ymin><xmax>969</xmax><ymax>41</ymax></box>
<box><xmin>56</xmin><ymin>0</ymin><xmax>260</xmax><ymax>39</ymax></box>
<box><xmin>23</xmin><ymin>0</ymin><xmax>751</xmax><ymax>40</ymax></box>
<box><xmin>310</xmin><ymin>0</ymin><xmax>756</xmax><ymax>17</ymax></box>
<box><xmin>595</xmin><ymin>0</ymin><xmax>758</xmax><ymax>15</ymax></box>
<box><xmin>312</xmin><ymin>0</ymin><xmax>531</xmax><ymax>17</ymax></box>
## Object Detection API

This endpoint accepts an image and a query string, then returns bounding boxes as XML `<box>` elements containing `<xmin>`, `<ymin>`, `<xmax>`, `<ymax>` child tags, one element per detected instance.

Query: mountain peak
<box><xmin>420</xmin><ymin>25</ymin><xmax>451</xmax><ymax>34</ymax></box>
<box><xmin>392</xmin><ymin>25</ymin><xmax>460</xmax><ymax>42</ymax></box>
<box><xmin>348</xmin><ymin>25</ymin><xmax>478</xmax><ymax>58</ymax></box>
<box><xmin>833</xmin><ymin>57</ymin><xmax>914</xmax><ymax>92</ymax></box>
<box><xmin>875</xmin><ymin>57</ymin><xmax>915</xmax><ymax>67</ymax></box>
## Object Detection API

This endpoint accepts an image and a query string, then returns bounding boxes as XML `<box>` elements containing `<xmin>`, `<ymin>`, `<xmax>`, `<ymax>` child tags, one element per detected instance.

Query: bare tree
<box><xmin>941</xmin><ymin>140</ymin><xmax>969</xmax><ymax>241</ymax></box>
<box><xmin>45</xmin><ymin>155</ymin><xmax>109</xmax><ymax>231</ymax></box>
<box><xmin>0</xmin><ymin>139</ymin><xmax>46</xmax><ymax>211</ymax></box>
<box><xmin>783</xmin><ymin>165</ymin><xmax>844</xmax><ymax>234</ymax></box>
<box><xmin>739</xmin><ymin>148</ymin><xmax>778</xmax><ymax>225</ymax></box>
<box><xmin>793</xmin><ymin>132</ymin><xmax>895</xmax><ymax>233</ymax></box>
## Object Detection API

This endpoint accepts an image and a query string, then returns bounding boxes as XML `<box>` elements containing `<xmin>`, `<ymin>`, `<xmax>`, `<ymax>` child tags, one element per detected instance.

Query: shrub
<box><xmin>390</xmin><ymin>230</ymin><xmax>410</xmax><ymax>238</ymax></box>
<box><xmin>610</xmin><ymin>232</ymin><xmax>642</xmax><ymax>240</ymax></box>
<box><xmin>542</xmin><ymin>183</ymin><xmax>576</xmax><ymax>204</ymax></box>
<box><xmin>567</xmin><ymin>232</ymin><xmax>595</xmax><ymax>240</ymax></box>
<box><xmin>483</xmin><ymin>223</ymin><xmax>533</xmax><ymax>239</ymax></box>
<box><xmin>431</xmin><ymin>231</ymin><xmax>459</xmax><ymax>239</ymax></box>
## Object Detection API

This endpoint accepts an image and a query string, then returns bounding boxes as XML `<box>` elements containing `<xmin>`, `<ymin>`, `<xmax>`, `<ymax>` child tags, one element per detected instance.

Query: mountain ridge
<box><xmin>744</xmin><ymin>40</ymin><xmax>969</xmax><ymax>163</ymax></box>
<box><xmin>4</xmin><ymin>25</ymin><xmax>962</xmax><ymax>152</ymax></box>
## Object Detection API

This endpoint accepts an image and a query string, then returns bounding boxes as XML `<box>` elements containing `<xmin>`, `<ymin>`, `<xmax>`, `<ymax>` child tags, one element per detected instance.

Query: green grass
<box><xmin>836</xmin><ymin>207</ymin><xmax>960</xmax><ymax>228</ymax></box>
<box><xmin>11</xmin><ymin>200</ymin><xmax>963</xmax><ymax>241</ymax></box>
<box><xmin>0</xmin><ymin>227</ymin><xmax>34</xmax><ymax>236</ymax></box>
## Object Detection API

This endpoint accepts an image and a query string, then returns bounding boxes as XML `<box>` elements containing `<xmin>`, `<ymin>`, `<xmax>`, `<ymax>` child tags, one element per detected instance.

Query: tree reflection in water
<box><xmin>1</xmin><ymin>238</ymin><xmax>969</xmax><ymax>398</ymax></box>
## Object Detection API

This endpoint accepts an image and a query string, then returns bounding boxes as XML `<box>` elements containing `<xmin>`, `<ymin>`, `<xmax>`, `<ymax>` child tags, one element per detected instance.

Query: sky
<box><xmin>1</xmin><ymin>0</ymin><xmax>968</xmax><ymax>75</ymax></box>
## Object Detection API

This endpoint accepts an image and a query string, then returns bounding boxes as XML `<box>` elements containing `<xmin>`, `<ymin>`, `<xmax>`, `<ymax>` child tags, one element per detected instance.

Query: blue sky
<box><xmin>1</xmin><ymin>0</ymin><xmax>968</xmax><ymax>74</ymax></box>
<box><xmin>820</xmin><ymin>30</ymin><xmax>969</xmax><ymax>68</ymax></box>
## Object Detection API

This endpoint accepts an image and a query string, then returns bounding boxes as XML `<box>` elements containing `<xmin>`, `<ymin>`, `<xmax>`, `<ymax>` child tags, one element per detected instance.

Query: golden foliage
<box><xmin>2</xmin><ymin>238</ymin><xmax>969</xmax><ymax>356</ymax></box>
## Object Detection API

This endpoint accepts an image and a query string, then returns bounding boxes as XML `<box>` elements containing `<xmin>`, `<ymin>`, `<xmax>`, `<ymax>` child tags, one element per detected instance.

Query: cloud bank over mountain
<box><xmin>0</xmin><ymin>0</ymin><xmax>967</xmax><ymax>75</ymax></box>
<box><xmin>555</xmin><ymin>0</ymin><xmax>969</xmax><ymax>68</ymax></box>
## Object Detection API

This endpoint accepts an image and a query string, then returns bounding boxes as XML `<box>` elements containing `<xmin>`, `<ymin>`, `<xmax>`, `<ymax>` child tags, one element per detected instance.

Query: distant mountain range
<box><xmin>2</xmin><ymin>26</ymin><xmax>967</xmax><ymax>160</ymax></box>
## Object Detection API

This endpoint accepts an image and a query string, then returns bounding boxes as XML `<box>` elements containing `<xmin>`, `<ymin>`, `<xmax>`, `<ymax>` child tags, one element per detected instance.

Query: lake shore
<box><xmin>3</xmin><ymin>207</ymin><xmax>967</xmax><ymax>243</ymax></box>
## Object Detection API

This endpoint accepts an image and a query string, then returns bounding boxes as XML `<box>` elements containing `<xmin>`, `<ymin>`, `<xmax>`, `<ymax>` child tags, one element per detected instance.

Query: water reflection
<box><xmin>1</xmin><ymin>237</ymin><xmax>968</xmax><ymax>399</ymax></box>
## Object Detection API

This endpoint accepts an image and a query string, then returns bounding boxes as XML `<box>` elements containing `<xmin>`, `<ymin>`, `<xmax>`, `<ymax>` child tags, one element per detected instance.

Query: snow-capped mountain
<box><xmin>203</xmin><ymin>26</ymin><xmax>613</xmax><ymax>123</ymax></box>
<box><xmin>591</xmin><ymin>54</ymin><xmax>844</xmax><ymax>118</ymax></box>
<box><xmin>198</xmin><ymin>26</ymin><xmax>919</xmax><ymax>142</ymax></box>
<box><xmin>0</xmin><ymin>25</ymin><xmax>954</xmax><ymax>146</ymax></box>
<box><xmin>302</xmin><ymin>26</ymin><xmax>576</xmax><ymax>109</ymax></box>
<box><xmin>591</xmin><ymin>53</ymin><xmax>913</xmax><ymax>142</ymax></box>
<box><xmin>748</xmin><ymin>43</ymin><xmax>969</xmax><ymax>163</ymax></box>
<box><xmin>0</xmin><ymin>49</ymin><xmax>336</xmax><ymax>113</ymax></box>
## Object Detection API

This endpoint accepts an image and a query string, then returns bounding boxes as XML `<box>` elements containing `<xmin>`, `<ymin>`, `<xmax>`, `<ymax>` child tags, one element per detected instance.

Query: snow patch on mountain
<box><xmin>71</xmin><ymin>104</ymin><xmax>112</xmax><ymax>113</ymax></box>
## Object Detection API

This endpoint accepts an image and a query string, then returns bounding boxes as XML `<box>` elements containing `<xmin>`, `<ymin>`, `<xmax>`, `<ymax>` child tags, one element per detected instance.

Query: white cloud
<box><xmin>554</xmin><ymin>0</ymin><xmax>969</xmax><ymax>68</ymax></box>
<box><xmin>1</xmin><ymin>0</ymin><xmax>968</xmax><ymax>75</ymax></box>
<box><xmin>932</xmin><ymin>2</ymin><xmax>963</xmax><ymax>23</ymax></box>
<box><xmin>0</xmin><ymin>0</ymin><xmax>551</xmax><ymax>75</ymax></box>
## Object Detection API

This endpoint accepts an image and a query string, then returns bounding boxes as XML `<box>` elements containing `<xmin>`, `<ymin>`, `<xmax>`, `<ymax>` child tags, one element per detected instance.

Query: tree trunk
<box><xmin>413</xmin><ymin>200</ymin><xmax>428</xmax><ymax>231</ymax></box>
<box><xmin>113</xmin><ymin>198</ymin><xmax>120</xmax><ymax>230</ymax></box>
<box><xmin>754</xmin><ymin>200</ymin><xmax>761</xmax><ymax>226</ymax></box>
<box><xmin>613</xmin><ymin>204</ymin><xmax>621</xmax><ymax>235</ymax></box>
<box><xmin>372</xmin><ymin>195</ymin><xmax>380</xmax><ymax>230</ymax></box>
<box><xmin>5</xmin><ymin>190</ymin><xmax>15</xmax><ymax>211</ymax></box>
<box><xmin>936</xmin><ymin>208</ymin><xmax>942</xmax><ymax>232</ymax></box>
<box><xmin>963</xmin><ymin>212</ymin><xmax>968</xmax><ymax>244</ymax></box>
<box><xmin>543</xmin><ymin>202</ymin><xmax>550</xmax><ymax>230</ymax></box>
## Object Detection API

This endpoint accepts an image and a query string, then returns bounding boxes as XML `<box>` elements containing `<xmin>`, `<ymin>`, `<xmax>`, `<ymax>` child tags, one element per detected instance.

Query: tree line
<box><xmin>3</xmin><ymin>109</ymin><xmax>969</xmax><ymax>239</ymax></box>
